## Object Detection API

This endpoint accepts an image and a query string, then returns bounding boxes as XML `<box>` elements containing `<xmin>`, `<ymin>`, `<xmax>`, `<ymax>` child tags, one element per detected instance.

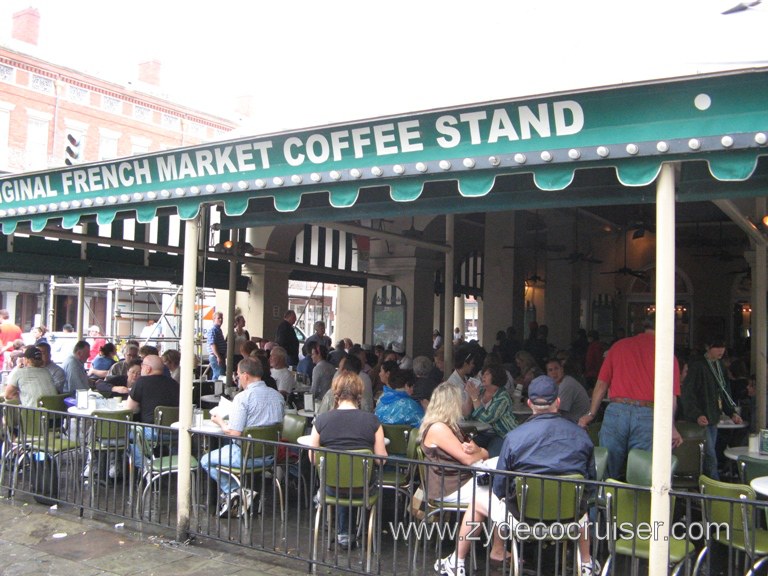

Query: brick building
<box><xmin>0</xmin><ymin>7</ymin><xmax>238</xmax><ymax>333</ymax></box>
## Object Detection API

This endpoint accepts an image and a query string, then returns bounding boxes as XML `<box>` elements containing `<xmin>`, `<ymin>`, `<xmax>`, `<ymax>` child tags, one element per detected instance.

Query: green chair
<box><xmin>513</xmin><ymin>473</ymin><xmax>586</xmax><ymax>576</ymax></box>
<box><xmin>695</xmin><ymin>475</ymin><xmax>768</xmax><ymax>576</ymax></box>
<box><xmin>88</xmin><ymin>409</ymin><xmax>133</xmax><ymax>492</ymax></box>
<box><xmin>672</xmin><ymin>421</ymin><xmax>705</xmax><ymax>491</ymax></box>
<box><xmin>594</xmin><ymin>446</ymin><xmax>609</xmax><ymax>482</ymax></box>
<box><xmin>312</xmin><ymin>448</ymin><xmax>379</xmax><ymax>573</ymax></box>
<box><xmin>603</xmin><ymin>479</ymin><xmax>696</xmax><ymax>575</ymax></box>
<box><xmin>277</xmin><ymin>413</ymin><xmax>310</xmax><ymax>508</ymax></box>
<box><xmin>587</xmin><ymin>421</ymin><xmax>601</xmax><ymax>446</ymax></box>
<box><xmin>625</xmin><ymin>448</ymin><xmax>678</xmax><ymax>486</ymax></box>
<box><xmin>738</xmin><ymin>455</ymin><xmax>768</xmax><ymax>485</ymax></box>
<box><xmin>153</xmin><ymin>405</ymin><xmax>180</xmax><ymax>426</ymax></box>
<box><xmin>381</xmin><ymin>425</ymin><xmax>418</xmax><ymax>520</ymax></box>
<box><xmin>214</xmin><ymin>423</ymin><xmax>282</xmax><ymax>528</ymax></box>
<box><xmin>134</xmin><ymin>424</ymin><xmax>199</xmax><ymax>521</ymax></box>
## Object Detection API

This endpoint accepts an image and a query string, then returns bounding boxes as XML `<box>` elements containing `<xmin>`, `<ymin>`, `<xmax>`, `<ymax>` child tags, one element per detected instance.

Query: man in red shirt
<box><xmin>579</xmin><ymin>318</ymin><xmax>683</xmax><ymax>480</ymax></box>
<box><xmin>0</xmin><ymin>309</ymin><xmax>22</xmax><ymax>354</ymax></box>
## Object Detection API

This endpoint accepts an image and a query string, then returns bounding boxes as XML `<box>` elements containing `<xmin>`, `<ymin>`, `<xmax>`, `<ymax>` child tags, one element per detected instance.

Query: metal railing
<box><xmin>0</xmin><ymin>402</ymin><xmax>764</xmax><ymax>575</ymax></box>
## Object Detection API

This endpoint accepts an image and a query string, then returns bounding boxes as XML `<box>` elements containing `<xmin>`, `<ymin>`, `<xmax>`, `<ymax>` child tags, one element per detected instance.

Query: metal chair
<box><xmin>602</xmin><ymin>479</ymin><xmax>696</xmax><ymax>576</ymax></box>
<box><xmin>672</xmin><ymin>421</ymin><xmax>705</xmax><ymax>491</ymax></box>
<box><xmin>134</xmin><ymin>424</ymin><xmax>198</xmax><ymax>521</ymax></box>
<box><xmin>277</xmin><ymin>412</ymin><xmax>310</xmax><ymax>509</ymax></box>
<box><xmin>625</xmin><ymin>448</ymin><xmax>678</xmax><ymax>486</ymax></box>
<box><xmin>153</xmin><ymin>405</ymin><xmax>180</xmax><ymax>426</ymax></box>
<box><xmin>380</xmin><ymin>425</ymin><xmax>419</xmax><ymax>520</ymax></box>
<box><xmin>213</xmin><ymin>423</ymin><xmax>282</xmax><ymax>528</ymax></box>
<box><xmin>695</xmin><ymin>474</ymin><xmax>768</xmax><ymax>576</ymax></box>
<box><xmin>511</xmin><ymin>473</ymin><xmax>586</xmax><ymax>576</ymax></box>
<box><xmin>87</xmin><ymin>409</ymin><xmax>132</xmax><ymax>499</ymax></box>
<box><xmin>312</xmin><ymin>448</ymin><xmax>379</xmax><ymax>573</ymax></box>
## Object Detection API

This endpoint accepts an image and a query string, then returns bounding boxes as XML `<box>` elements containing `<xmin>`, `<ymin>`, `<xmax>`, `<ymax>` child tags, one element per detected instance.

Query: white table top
<box><xmin>723</xmin><ymin>446</ymin><xmax>768</xmax><ymax>461</ymax></box>
<box><xmin>200</xmin><ymin>394</ymin><xmax>221</xmax><ymax>404</ymax></box>
<box><xmin>717</xmin><ymin>419</ymin><xmax>748</xmax><ymax>429</ymax></box>
<box><xmin>296</xmin><ymin>435</ymin><xmax>390</xmax><ymax>447</ymax></box>
<box><xmin>67</xmin><ymin>402</ymin><xmax>130</xmax><ymax>416</ymax></box>
<box><xmin>297</xmin><ymin>409</ymin><xmax>316</xmax><ymax>419</ymax></box>
<box><xmin>171</xmin><ymin>419</ymin><xmax>221</xmax><ymax>433</ymax></box>
<box><xmin>751</xmin><ymin>476</ymin><xmax>768</xmax><ymax>497</ymax></box>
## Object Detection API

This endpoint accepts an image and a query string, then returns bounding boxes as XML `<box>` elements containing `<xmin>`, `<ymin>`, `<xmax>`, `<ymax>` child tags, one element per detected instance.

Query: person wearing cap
<box><xmin>4</xmin><ymin>345</ymin><xmax>57</xmax><ymax>407</ymax></box>
<box><xmin>578</xmin><ymin>318</ymin><xmax>683</xmax><ymax>481</ymax></box>
<box><xmin>391</xmin><ymin>342</ymin><xmax>413</xmax><ymax>371</ymax></box>
<box><xmin>436</xmin><ymin>375</ymin><xmax>599</xmax><ymax>576</ymax></box>
<box><xmin>682</xmin><ymin>336</ymin><xmax>741</xmax><ymax>480</ymax></box>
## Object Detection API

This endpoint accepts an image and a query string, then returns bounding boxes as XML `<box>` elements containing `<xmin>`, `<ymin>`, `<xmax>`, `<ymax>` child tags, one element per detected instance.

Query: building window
<box><xmin>134</xmin><ymin>105</ymin><xmax>152</xmax><ymax>122</ymax></box>
<box><xmin>161</xmin><ymin>113</ymin><xmax>180</xmax><ymax>130</ymax></box>
<box><xmin>67</xmin><ymin>85</ymin><xmax>89</xmax><ymax>105</ymax></box>
<box><xmin>372</xmin><ymin>285</ymin><xmax>406</xmax><ymax>349</ymax></box>
<box><xmin>98</xmin><ymin>130</ymin><xmax>120</xmax><ymax>161</ymax></box>
<box><xmin>26</xmin><ymin>116</ymin><xmax>49</xmax><ymax>170</ymax></box>
<box><xmin>102</xmin><ymin>95</ymin><xmax>122</xmax><ymax>114</ymax></box>
<box><xmin>30</xmin><ymin>74</ymin><xmax>54</xmax><ymax>94</ymax></box>
<box><xmin>0</xmin><ymin>102</ymin><xmax>15</xmax><ymax>170</ymax></box>
<box><xmin>0</xmin><ymin>64</ymin><xmax>14</xmax><ymax>83</ymax></box>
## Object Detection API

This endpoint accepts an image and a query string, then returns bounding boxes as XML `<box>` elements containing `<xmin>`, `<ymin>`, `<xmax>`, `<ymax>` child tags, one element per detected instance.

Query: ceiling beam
<box><xmin>317</xmin><ymin>221</ymin><xmax>451</xmax><ymax>253</ymax></box>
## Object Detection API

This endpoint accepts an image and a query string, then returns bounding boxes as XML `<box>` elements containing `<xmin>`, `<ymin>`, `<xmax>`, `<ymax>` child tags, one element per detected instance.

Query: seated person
<box><xmin>464</xmin><ymin>362</ymin><xmax>518</xmax><ymax>457</ymax></box>
<box><xmin>375</xmin><ymin>368</ymin><xmax>424</xmax><ymax>427</ymax></box>
<box><xmin>89</xmin><ymin>342</ymin><xmax>116</xmax><ymax>379</ymax></box>
<box><xmin>95</xmin><ymin>360</ymin><xmax>141</xmax><ymax>398</ymax></box>
<box><xmin>435</xmin><ymin>376</ymin><xmax>598</xmax><ymax>576</ymax></box>
<box><xmin>4</xmin><ymin>346</ymin><xmax>57</xmax><ymax>407</ymax></box>
<box><xmin>161</xmin><ymin>349</ymin><xmax>181</xmax><ymax>383</ymax></box>
<box><xmin>200</xmin><ymin>357</ymin><xmax>284</xmax><ymax>518</ymax></box>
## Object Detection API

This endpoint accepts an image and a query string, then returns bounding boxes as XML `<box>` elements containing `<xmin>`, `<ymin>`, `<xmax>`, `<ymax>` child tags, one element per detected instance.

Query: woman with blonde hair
<box><xmin>514</xmin><ymin>349</ymin><xmax>543</xmax><ymax>398</ymax></box>
<box><xmin>308</xmin><ymin>371</ymin><xmax>387</xmax><ymax>548</ymax></box>
<box><xmin>419</xmin><ymin>383</ymin><xmax>488</xmax><ymax>504</ymax></box>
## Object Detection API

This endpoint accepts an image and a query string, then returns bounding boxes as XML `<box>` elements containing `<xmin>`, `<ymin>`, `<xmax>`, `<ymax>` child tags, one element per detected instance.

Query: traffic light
<box><xmin>64</xmin><ymin>133</ymin><xmax>81</xmax><ymax>165</ymax></box>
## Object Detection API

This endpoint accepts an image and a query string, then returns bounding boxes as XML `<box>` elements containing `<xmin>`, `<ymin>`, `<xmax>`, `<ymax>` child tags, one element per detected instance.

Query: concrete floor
<box><xmin>0</xmin><ymin>493</ymin><xmax>314</xmax><ymax>576</ymax></box>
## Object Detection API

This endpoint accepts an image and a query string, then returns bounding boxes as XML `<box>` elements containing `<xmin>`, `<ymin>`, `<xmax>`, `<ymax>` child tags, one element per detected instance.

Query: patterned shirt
<box><xmin>470</xmin><ymin>386</ymin><xmax>518</xmax><ymax>438</ymax></box>
<box><xmin>229</xmin><ymin>380</ymin><xmax>284</xmax><ymax>433</ymax></box>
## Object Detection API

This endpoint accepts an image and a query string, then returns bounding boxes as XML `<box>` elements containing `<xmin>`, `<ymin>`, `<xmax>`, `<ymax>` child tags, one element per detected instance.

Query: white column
<box><xmin>454</xmin><ymin>296</ymin><xmax>465</xmax><ymax>340</ymax></box>
<box><xmin>649</xmin><ymin>163</ymin><xmax>675</xmax><ymax>574</ymax></box>
<box><xmin>4</xmin><ymin>291</ymin><xmax>17</xmax><ymax>325</ymax></box>
<box><xmin>176</xmin><ymin>217</ymin><xmax>199</xmax><ymax>539</ymax></box>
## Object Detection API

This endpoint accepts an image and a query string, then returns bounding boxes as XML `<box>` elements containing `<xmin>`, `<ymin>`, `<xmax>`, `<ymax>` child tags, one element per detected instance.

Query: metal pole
<box><xmin>176</xmin><ymin>217</ymin><xmax>199</xmax><ymax>540</ymax></box>
<box><xmin>443</xmin><ymin>214</ymin><xmax>455</xmax><ymax>373</ymax></box>
<box><xmin>76</xmin><ymin>277</ymin><xmax>85</xmax><ymax>340</ymax></box>
<box><xmin>649</xmin><ymin>163</ymin><xmax>675</xmax><ymax>574</ymax></box>
<box><xmin>225</xmin><ymin>230</ymin><xmax>239</xmax><ymax>388</ymax></box>
<box><xmin>47</xmin><ymin>275</ymin><xmax>56</xmax><ymax>330</ymax></box>
<box><xmin>754</xmin><ymin>196</ymin><xmax>767</xmax><ymax>430</ymax></box>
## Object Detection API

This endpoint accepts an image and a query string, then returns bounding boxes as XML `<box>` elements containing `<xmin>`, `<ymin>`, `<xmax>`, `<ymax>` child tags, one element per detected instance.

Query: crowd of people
<box><xmin>2</xmin><ymin>305</ymin><xmax>761</xmax><ymax>571</ymax></box>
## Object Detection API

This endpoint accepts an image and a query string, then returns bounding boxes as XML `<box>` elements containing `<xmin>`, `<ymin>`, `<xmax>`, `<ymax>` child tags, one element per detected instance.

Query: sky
<box><xmin>1</xmin><ymin>0</ymin><xmax>766</xmax><ymax>136</ymax></box>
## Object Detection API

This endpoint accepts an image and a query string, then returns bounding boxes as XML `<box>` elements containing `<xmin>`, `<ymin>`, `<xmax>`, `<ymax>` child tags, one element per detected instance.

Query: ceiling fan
<box><xmin>549</xmin><ymin>215</ymin><xmax>603</xmax><ymax>264</ymax></box>
<box><xmin>601</xmin><ymin>231</ymin><xmax>649</xmax><ymax>280</ymax></box>
<box><xmin>627</xmin><ymin>211</ymin><xmax>655</xmax><ymax>240</ymax></box>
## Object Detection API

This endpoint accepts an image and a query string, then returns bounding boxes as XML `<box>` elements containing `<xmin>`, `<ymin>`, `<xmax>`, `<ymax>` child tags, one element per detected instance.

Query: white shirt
<box><xmin>271</xmin><ymin>367</ymin><xmax>294</xmax><ymax>394</ymax></box>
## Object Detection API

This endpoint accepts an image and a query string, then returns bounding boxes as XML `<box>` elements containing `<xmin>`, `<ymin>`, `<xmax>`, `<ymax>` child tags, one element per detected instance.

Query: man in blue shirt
<box><xmin>200</xmin><ymin>356</ymin><xmax>284</xmax><ymax>517</ymax></box>
<box><xmin>437</xmin><ymin>376</ymin><xmax>599</xmax><ymax>576</ymax></box>
<box><xmin>207</xmin><ymin>311</ymin><xmax>227</xmax><ymax>380</ymax></box>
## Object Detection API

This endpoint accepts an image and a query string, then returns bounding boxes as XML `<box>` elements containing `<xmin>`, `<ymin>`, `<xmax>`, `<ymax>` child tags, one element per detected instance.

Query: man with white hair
<box><xmin>391</xmin><ymin>342</ymin><xmax>413</xmax><ymax>370</ymax></box>
<box><xmin>269</xmin><ymin>345</ymin><xmax>294</xmax><ymax>397</ymax></box>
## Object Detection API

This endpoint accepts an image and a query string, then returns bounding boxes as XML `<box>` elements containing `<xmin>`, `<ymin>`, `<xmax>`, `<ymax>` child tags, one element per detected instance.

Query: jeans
<box><xmin>130</xmin><ymin>427</ymin><xmax>169</xmax><ymax>470</ymax></box>
<box><xmin>200</xmin><ymin>443</ymin><xmax>272</xmax><ymax>494</ymax></box>
<box><xmin>209</xmin><ymin>355</ymin><xmax>225</xmax><ymax>381</ymax></box>
<box><xmin>599</xmin><ymin>402</ymin><xmax>654</xmax><ymax>481</ymax></box>
<box><xmin>702</xmin><ymin>424</ymin><xmax>720</xmax><ymax>480</ymax></box>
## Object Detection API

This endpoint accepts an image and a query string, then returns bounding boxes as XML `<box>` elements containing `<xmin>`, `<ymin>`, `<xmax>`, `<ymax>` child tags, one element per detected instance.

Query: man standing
<box><xmin>274</xmin><ymin>310</ymin><xmax>300</xmax><ymax>367</ymax></box>
<box><xmin>682</xmin><ymin>337</ymin><xmax>742</xmax><ymax>480</ymax></box>
<box><xmin>61</xmin><ymin>340</ymin><xmax>91</xmax><ymax>395</ymax></box>
<box><xmin>0</xmin><ymin>309</ymin><xmax>22</xmax><ymax>354</ymax></box>
<box><xmin>127</xmin><ymin>354</ymin><xmax>180</xmax><ymax>467</ymax></box>
<box><xmin>201</xmin><ymin>357</ymin><xmax>284</xmax><ymax>517</ymax></box>
<box><xmin>579</xmin><ymin>318</ymin><xmax>682</xmax><ymax>480</ymax></box>
<box><xmin>304</xmin><ymin>320</ymin><xmax>332</xmax><ymax>351</ymax></box>
<box><xmin>207</xmin><ymin>311</ymin><xmax>227</xmax><ymax>380</ymax></box>
<box><xmin>436</xmin><ymin>375</ymin><xmax>600</xmax><ymax>576</ymax></box>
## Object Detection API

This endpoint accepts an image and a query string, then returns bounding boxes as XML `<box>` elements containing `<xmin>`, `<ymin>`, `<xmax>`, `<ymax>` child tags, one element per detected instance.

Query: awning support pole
<box><xmin>444</xmin><ymin>214</ymin><xmax>455</xmax><ymax>373</ymax></box>
<box><xmin>649</xmin><ymin>162</ymin><xmax>675</xmax><ymax>574</ymax></box>
<box><xmin>754</xmin><ymin>196</ymin><xmax>767</xmax><ymax>430</ymax></box>
<box><xmin>76</xmin><ymin>277</ymin><xmax>85</xmax><ymax>340</ymax></box>
<box><xmin>176</xmin><ymin>216</ymin><xmax>199</xmax><ymax>540</ymax></box>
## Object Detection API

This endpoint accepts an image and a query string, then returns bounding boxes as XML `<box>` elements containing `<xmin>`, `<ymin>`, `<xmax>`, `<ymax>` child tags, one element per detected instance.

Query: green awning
<box><xmin>1</xmin><ymin>69</ymin><xmax>767</xmax><ymax>234</ymax></box>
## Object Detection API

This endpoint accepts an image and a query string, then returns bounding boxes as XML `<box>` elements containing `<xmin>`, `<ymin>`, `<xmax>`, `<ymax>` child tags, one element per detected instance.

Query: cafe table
<box><xmin>458</xmin><ymin>420</ymin><xmax>493</xmax><ymax>433</ymax></box>
<box><xmin>723</xmin><ymin>446</ymin><xmax>768</xmax><ymax>461</ymax></box>
<box><xmin>750</xmin><ymin>476</ymin><xmax>768</xmax><ymax>497</ymax></box>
